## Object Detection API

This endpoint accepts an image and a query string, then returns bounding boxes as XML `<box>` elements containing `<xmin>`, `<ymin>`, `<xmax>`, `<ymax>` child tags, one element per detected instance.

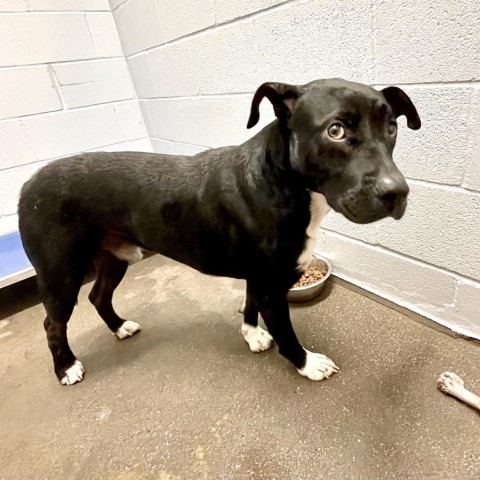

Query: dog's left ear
<box><xmin>247</xmin><ymin>82</ymin><xmax>304</xmax><ymax>129</ymax></box>
<box><xmin>381</xmin><ymin>86</ymin><xmax>421</xmax><ymax>130</ymax></box>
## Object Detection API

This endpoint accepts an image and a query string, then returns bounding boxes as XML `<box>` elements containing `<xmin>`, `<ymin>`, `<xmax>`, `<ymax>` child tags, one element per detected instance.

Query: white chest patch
<box><xmin>297</xmin><ymin>192</ymin><xmax>331</xmax><ymax>271</ymax></box>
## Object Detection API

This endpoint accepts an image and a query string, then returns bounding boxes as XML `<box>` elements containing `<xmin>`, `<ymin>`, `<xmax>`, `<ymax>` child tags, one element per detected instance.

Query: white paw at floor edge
<box><xmin>115</xmin><ymin>320</ymin><xmax>141</xmax><ymax>339</ymax></box>
<box><xmin>241</xmin><ymin>324</ymin><xmax>274</xmax><ymax>352</ymax></box>
<box><xmin>297</xmin><ymin>349</ymin><xmax>339</xmax><ymax>381</ymax></box>
<box><xmin>61</xmin><ymin>360</ymin><xmax>85</xmax><ymax>385</ymax></box>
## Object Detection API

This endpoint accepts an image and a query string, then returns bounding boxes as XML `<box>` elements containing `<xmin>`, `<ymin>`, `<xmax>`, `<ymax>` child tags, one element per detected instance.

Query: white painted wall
<box><xmin>0</xmin><ymin>0</ymin><xmax>152</xmax><ymax>236</ymax></box>
<box><xmin>110</xmin><ymin>0</ymin><xmax>480</xmax><ymax>338</ymax></box>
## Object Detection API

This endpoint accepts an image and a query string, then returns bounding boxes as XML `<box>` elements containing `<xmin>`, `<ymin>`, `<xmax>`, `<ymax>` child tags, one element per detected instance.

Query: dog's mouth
<box><xmin>338</xmin><ymin>196</ymin><xmax>407</xmax><ymax>224</ymax></box>
<box><xmin>340</xmin><ymin>203</ymin><xmax>381</xmax><ymax>224</ymax></box>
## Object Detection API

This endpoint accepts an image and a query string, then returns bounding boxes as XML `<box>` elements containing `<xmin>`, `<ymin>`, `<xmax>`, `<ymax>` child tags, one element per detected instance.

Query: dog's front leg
<box><xmin>253</xmin><ymin>288</ymin><xmax>339</xmax><ymax>381</ymax></box>
<box><xmin>241</xmin><ymin>283</ymin><xmax>274</xmax><ymax>353</ymax></box>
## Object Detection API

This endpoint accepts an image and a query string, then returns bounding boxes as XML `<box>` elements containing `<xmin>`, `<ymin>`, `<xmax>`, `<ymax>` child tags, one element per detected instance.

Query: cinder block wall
<box><xmin>0</xmin><ymin>0</ymin><xmax>152</xmax><ymax>237</ymax></box>
<box><xmin>111</xmin><ymin>0</ymin><xmax>480</xmax><ymax>338</ymax></box>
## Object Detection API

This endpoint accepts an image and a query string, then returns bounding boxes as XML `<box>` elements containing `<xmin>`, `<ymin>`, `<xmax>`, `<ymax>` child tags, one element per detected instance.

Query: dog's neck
<box><xmin>258</xmin><ymin>120</ymin><xmax>306</xmax><ymax>193</ymax></box>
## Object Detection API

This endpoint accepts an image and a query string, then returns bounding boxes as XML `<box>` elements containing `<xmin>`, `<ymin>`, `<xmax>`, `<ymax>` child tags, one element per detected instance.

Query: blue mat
<box><xmin>0</xmin><ymin>231</ymin><xmax>33</xmax><ymax>287</ymax></box>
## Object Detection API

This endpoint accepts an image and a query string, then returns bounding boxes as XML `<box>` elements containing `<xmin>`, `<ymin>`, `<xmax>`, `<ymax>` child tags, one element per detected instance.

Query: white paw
<box><xmin>241</xmin><ymin>324</ymin><xmax>274</xmax><ymax>353</ymax></box>
<box><xmin>61</xmin><ymin>360</ymin><xmax>85</xmax><ymax>385</ymax></box>
<box><xmin>115</xmin><ymin>320</ymin><xmax>141</xmax><ymax>340</ymax></box>
<box><xmin>297</xmin><ymin>349</ymin><xmax>339</xmax><ymax>381</ymax></box>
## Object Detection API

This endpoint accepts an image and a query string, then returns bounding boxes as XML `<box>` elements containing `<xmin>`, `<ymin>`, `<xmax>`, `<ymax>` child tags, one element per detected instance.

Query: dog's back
<box><xmin>18</xmin><ymin>147</ymin><xmax>292</xmax><ymax>283</ymax></box>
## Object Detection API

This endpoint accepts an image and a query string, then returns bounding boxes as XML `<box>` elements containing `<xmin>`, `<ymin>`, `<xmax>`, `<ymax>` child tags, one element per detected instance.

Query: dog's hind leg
<box><xmin>37</xmin><ymin>268</ymin><xmax>85</xmax><ymax>385</ymax></box>
<box><xmin>241</xmin><ymin>282</ymin><xmax>274</xmax><ymax>353</ymax></box>
<box><xmin>88</xmin><ymin>250</ymin><xmax>141</xmax><ymax>340</ymax></box>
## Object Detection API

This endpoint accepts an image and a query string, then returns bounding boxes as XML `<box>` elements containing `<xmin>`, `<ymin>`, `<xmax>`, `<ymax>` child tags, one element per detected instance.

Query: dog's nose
<box><xmin>377</xmin><ymin>176</ymin><xmax>409</xmax><ymax>211</ymax></box>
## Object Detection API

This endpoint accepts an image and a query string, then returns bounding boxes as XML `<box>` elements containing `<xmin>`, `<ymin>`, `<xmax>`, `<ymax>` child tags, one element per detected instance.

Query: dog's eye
<box><xmin>327</xmin><ymin>123</ymin><xmax>345</xmax><ymax>140</ymax></box>
<box><xmin>388</xmin><ymin>123</ymin><xmax>397</xmax><ymax>136</ymax></box>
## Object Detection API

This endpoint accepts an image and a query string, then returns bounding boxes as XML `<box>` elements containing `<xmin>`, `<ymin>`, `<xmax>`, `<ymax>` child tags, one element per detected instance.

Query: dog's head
<box><xmin>247</xmin><ymin>78</ymin><xmax>421</xmax><ymax>224</ymax></box>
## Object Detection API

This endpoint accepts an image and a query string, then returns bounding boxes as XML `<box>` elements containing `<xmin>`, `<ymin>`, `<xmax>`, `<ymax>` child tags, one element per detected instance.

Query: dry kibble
<box><xmin>292</xmin><ymin>260</ymin><xmax>328</xmax><ymax>288</ymax></box>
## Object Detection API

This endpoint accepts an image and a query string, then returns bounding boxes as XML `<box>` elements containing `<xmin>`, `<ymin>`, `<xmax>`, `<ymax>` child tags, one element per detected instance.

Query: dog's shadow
<box><xmin>76</xmin><ymin>297</ymin><xmax>247</xmax><ymax>377</ymax></box>
<box><xmin>71</xmin><ymin>279</ymin><xmax>333</xmax><ymax>379</ymax></box>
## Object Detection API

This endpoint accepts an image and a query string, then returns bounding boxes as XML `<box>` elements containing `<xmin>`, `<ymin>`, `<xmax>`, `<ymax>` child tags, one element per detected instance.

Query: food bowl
<box><xmin>287</xmin><ymin>254</ymin><xmax>332</xmax><ymax>303</ymax></box>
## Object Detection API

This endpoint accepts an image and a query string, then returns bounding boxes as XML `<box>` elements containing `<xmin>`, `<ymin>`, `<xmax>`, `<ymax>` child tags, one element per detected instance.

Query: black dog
<box><xmin>18</xmin><ymin>79</ymin><xmax>420</xmax><ymax>385</ymax></box>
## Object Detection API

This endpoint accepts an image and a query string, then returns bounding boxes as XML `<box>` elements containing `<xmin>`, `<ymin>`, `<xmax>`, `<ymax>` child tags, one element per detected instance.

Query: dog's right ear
<box><xmin>381</xmin><ymin>86</ymin><xmax>421</xmax><ymax>130</ymax></box>
<box><xmin>247</xmin><ymin>82</ymin><xmax>303</xmax><ymax>129</ymax></box>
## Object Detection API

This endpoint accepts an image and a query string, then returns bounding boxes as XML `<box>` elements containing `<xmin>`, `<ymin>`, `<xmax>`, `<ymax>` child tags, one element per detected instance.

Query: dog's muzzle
<box><xmin>338</xmin><ymin>173</ymin><xmax>409</xmax><ymax>224</ymax></box>
<box><xmin>375</xmin><ymin>173</ymin><xmax>410</xmax><ymax>218</ymax></box>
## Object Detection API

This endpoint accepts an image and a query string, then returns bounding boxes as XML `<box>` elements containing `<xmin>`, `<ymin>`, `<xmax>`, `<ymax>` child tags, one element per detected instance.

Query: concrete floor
<box><xmin>1</xmin><ymin>255</ymin><xmax>480</xmax><ymax>480</ymax></box>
